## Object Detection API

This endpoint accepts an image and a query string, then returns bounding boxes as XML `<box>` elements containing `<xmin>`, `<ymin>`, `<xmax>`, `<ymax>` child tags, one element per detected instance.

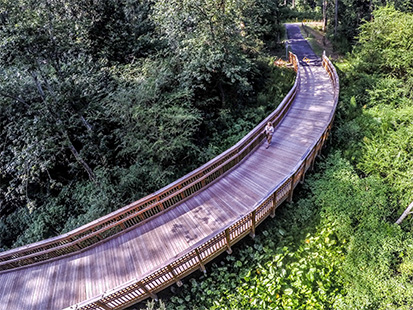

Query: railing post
<box><xmin>167</xmin><ymin>265</ymin><xmax>183</xmax><ymax>287</ymax></box>
<box><xmin>195</xmin><ymin>249</ymin><xmax>207</xmax><ymax>273</ymax></box>
<box><xmin>200</xmin><ymin>171</ymin><xmax>206</xmax><ymax>187</ymax></box>
<box><xmin>156</xmin><ymin>197</ymin><xmax>165</xmax><ymax>211</ymax></box>
<box><xmin>117</xmin><ymin>217</ymin><xmax>126</xmax><ymax>230</ymax></box>
<box><xmin>250</xmin><ymin>210</ymin><xmax>256</xmax><ymax>238</ymax></box>
<box><xmin>178</xmin><ymin>184</ymin><xmax>185</xmax><ymax>199</ymax></box>
<box><xmin>271</xmin><ymin>192</ymin><xmax>277</xmax><ymax>218</ymax></box>
<box><xmin>225</xmin><ymin>228</ymin><xmax>232</xmax><ymax>254</ymax></box>
<box><xmin>72</xmin><ymin>240</ymin><xmax>82</xmax><ymax>251</ymax></box>
<box><xmin>137</xmin><ymin>212</ymin><xmax>145</xmax><ymax>221</ymax></box>
<box><xmin>139</xmin><ymin>281</ymin><xmax>158</xmax><ymax>301</ymax></box>
<box><xmin>310</xmin><ymin>151</ymin><xmax>316</xmax><ymax>170</ymax></box>
<box><xmin>95</xmin><ymin>300</ymin><xmax>112</xmax><ymax>310</ymax></box>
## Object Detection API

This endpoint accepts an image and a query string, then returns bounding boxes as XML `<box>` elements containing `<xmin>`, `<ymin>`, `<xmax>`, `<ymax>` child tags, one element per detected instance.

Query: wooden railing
<box><xmin>0</xmin><ymin>53</ymin><xmax>301</xmax><ymax>272</ymax></box>
<box><xmin>63</xmin><ymin>53</ymin><xmax>339</xmax><ymax>310</ymax></box>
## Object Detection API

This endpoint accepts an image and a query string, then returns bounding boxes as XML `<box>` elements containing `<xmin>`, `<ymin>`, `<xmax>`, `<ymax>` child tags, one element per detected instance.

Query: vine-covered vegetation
<box><xmin>137</xmin><ymin>5</ymin><xmax>413</xmax><ymax>310</ymax></box>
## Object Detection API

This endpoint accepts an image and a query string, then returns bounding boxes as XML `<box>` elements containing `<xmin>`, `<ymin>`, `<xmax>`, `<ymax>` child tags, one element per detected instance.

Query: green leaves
<box><xmin>356</xmin><ymin>6</ymin><xmax>413</xmax><ymax>79</ymax></box>
<box><xmin>1</xmin><ymin>0</ymin><xmax>292</xmax><ymax>251</ymax></box>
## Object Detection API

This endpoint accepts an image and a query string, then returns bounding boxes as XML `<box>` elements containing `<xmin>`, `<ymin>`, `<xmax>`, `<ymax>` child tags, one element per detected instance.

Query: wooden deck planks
<box><xmin>83</xmin><ymin>246</ymin><xmax>95</xmax><ymax>301</ymax></box>
<box><xmin>137</xmin><ymin>225</ymin><xmax>168</xmax><ymax>273</ymax></box>
<box><xmin>140</xmin><ymin>221</ymin><xmax>173</xmax><ymax>272</ymax></box>
<box><xmin>191</xmin><ymin>192</ymin><xmax>237</xmax><ymax>231</ymax></box>
<box><xmin>275</xmin><ymin>133</ymin><xmax>315</xmax><ymax>151</ymax></box>
<box><xmin>178</xmin><ymin>202</ymin><xmax>216</xmax><ymax>244</ymax></box>
<box><xmin>63</xmin><ymin>261</ymin><xmax>81</xmax><ymax>310</ymax></box>
<box><xmin>217</xmin><ymin>177</ymin><xmax>258</xmax><ymax>212</ymax></box>
<box><xmin>281</xmin><ymin>115</ymin><xmax>327</xmax><ymax>129</ymax></box>
<box><xmin>289</xmin><ymin>108</ymin><xmax>332</xmax><ymax>121</ymax></box>
<box><xmin>241</xmin><ymin>152</ymin><xmax>296</xmax><ymax>175</ymax></box>
<box><xmin>293</xmin><ymin>94</ymin><xmax>334</xmax><ymax>104</ymax></box>
<box><xmin>125</xmin><ymin>230</ymin><xmax>154</xmax><ymax>279</ymax></box>
<box><xmin>36</xmin><ymin>264</ymin><xmax>56</xmax><ymax>310</ymax></box>
<box><xmin>2</xmin><ymin>271</ymin><xmax>18</xmax><ymax>309</ymax></box>
<box><xmin>159</xmin><ymin>209</ymin><xmax>192</xmax><ymax>255</ymax></box>
<box><xmin>50</xmin><ymin>260</ymin><xmax>71</xmax><ymax>309</ymax></box>
<box><xmin>290</xmin><ymin>101</ymin><xmax>334</xmax><ymax>113</ymax></box>
<box><xmin>0</xmin><ymin>272</ymin><xmax>12</xmax><ymax>305</ymax></box>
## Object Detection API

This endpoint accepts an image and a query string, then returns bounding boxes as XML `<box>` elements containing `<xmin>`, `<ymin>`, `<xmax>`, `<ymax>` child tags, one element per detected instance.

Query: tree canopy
<box><xmin>0</xmin><ymin>0</ymin><xmax>293</xmax><ymax>249</ymax></box>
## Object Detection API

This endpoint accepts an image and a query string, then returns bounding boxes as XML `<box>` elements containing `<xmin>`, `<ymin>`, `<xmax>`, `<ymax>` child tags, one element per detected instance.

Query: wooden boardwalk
<box><xmin>0</xmin><ymin>24</ymin><xmax>339</xmax><ymax>310</ymax></box>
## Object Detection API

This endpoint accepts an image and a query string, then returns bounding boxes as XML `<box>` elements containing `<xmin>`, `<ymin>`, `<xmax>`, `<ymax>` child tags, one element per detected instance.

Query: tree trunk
<box><xmin>323</xmin><ymin>0</ymin><xmax>328</xmax><ymax>32</ymax></box>
<box><xmin>369</xmin><ymin>0</ymin><xmax>373</xmax><ymax>21</ymax></box>
<box><xmin>395</xmin><ymin>201</ymin><xmax>413</xmax><ymax>225</ymax></box>
<box><xmin>67</xmin><ymin>139</ymin><xmax>97</xmax><ymax>182</ymax></box>
<box><xmin>218</xmin><ymin>80</ymin><xmax>226</xmax><ymax>105</ymax></box>
<box><xmin>31</xmin><ymin>68</ymin><xmax>97</xmax><ymax>183</ymax></box>
<box><xmin>334</xmin><ymin>0</ymin><xmax>338</xmax><ymax>37</ymax></box>
<box><xmin>220</xmin><ymin>0</ymin><xmax>225</xmax><ymax>13</ymax></box>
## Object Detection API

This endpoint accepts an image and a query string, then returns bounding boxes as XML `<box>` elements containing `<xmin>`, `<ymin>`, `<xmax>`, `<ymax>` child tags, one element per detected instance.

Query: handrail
<box><xmin>67</xmin><ymin>53</ymin><xmax>339</xmax><ymax>310</ymax></box>
<box><xmin>0</xmin><ymin>52</ymin><xmax>301</xmax><ymax>272</ymax></box>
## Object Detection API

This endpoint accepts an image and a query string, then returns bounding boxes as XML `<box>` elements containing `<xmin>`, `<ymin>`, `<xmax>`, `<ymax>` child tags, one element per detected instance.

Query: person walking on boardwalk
<box><xmin>264</xmin><ymin>121</ymin><xmax>274</xmax><ymax>149</ymax></box>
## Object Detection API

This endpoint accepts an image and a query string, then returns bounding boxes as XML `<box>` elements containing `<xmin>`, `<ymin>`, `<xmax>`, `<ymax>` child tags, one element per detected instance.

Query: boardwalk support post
<box><xmin>300</xmin><ymin>162</ymin><xmax>306</xmax><ymax>184</ymax></box>
<box><xmin>271</xmin><ymin>192</ymin><xmax>277</xmax><ymax>218</ymax></box>
<box><xmin>250</xmin><ymin>210</ymin><xmax>256</xmax><ymax>238</ymax></box>
<box><xmin>95</xmin><ymin>300</ymin><xmax>112</xmax><ymax>310</ymax></box>
<box><xmin>311</xmin><ymin>154</ymin><xmax>315</xmax><ymax>170</ymax></box>
<box><xmin>225</xmin><ymin>228</ymin><xmax>232</xmax><ymax>254</ymax></box>
<box><xmin>195</xmin><ymin>249</ymin><xmax>207</xmax><ymax>273</ymax></box>
<box><xmin>167</xmin><ymin>265</ymin><xmax>183</xmax><ymax>287</ymax></box>
<box><xmin>139</xmin><ymin>282</ymin><xmax>158</xmax><ymax>301</ymax></box>
<box><xmin>288</xmin><ymin>175</ymin><xmax>295</xmax><ymax>202</ymax></box>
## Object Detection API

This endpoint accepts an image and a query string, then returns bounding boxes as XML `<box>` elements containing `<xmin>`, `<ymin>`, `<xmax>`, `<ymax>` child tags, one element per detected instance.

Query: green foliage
<box><xmin>1</xmin><ymin>2</ymin><xmax>411</xmax><ymax>310</ymax></box>
<box><xmin>206</xmin><ymin>59</ymin><xmax>295</xmax><ymax>155</ymax></box>
<box><xmin>321</xmin><ymin>7</ymin><xmax>413</xmax><ymax>307</ymax></box>
<box><xmin>0</xmin><ymin>0</ymin><xmax>294</xmax><ymax>250</ymax></box>
<box><xmin>153</xmin><ymin>0</ymin><xmax>261</xmax><ymax>91</ymax></box>
<box><xmin>356</xmin><ymin>6</ymin><xmax>413</xmax><ymax>79</ymax></box>
<box><xmin>309</xmin><ymin>153</ymin><xmax>413</xmax><ymax>309</ymax></box>
<box><xmin>334</xmin><ymin>7</ymin><xmax>413</xmax><ymax>209</ymax></box>
<box><xmin>356</xmin><ymin>104</ymin><xmax>413</xmax><ymax>204</ymax></box>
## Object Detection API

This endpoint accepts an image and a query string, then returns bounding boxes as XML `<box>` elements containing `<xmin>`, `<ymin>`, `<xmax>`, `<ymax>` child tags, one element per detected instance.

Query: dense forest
<box><xmin>0</xmin><ymin>0</ymin><xmax>295</xmax><ymax>249</ymax></box>
<box><xmin>1</xmin><ymin>0</ymin><xmax>412</xmax><ymax>309</ymax></box>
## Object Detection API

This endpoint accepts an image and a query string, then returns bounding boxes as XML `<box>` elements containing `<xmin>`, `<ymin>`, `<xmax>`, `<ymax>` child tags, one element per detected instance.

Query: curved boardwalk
<box><xmin>0</xmin><ymin>24</ymin><xmax>338</xmax><ymax>310</ymax></box>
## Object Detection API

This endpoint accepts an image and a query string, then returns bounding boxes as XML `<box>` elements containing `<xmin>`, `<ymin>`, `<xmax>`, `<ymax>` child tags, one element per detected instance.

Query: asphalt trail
<box><xmin>285</xmin><ymin>24</ymin><xmax>320</xmax><ymax>65</ymax></box>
